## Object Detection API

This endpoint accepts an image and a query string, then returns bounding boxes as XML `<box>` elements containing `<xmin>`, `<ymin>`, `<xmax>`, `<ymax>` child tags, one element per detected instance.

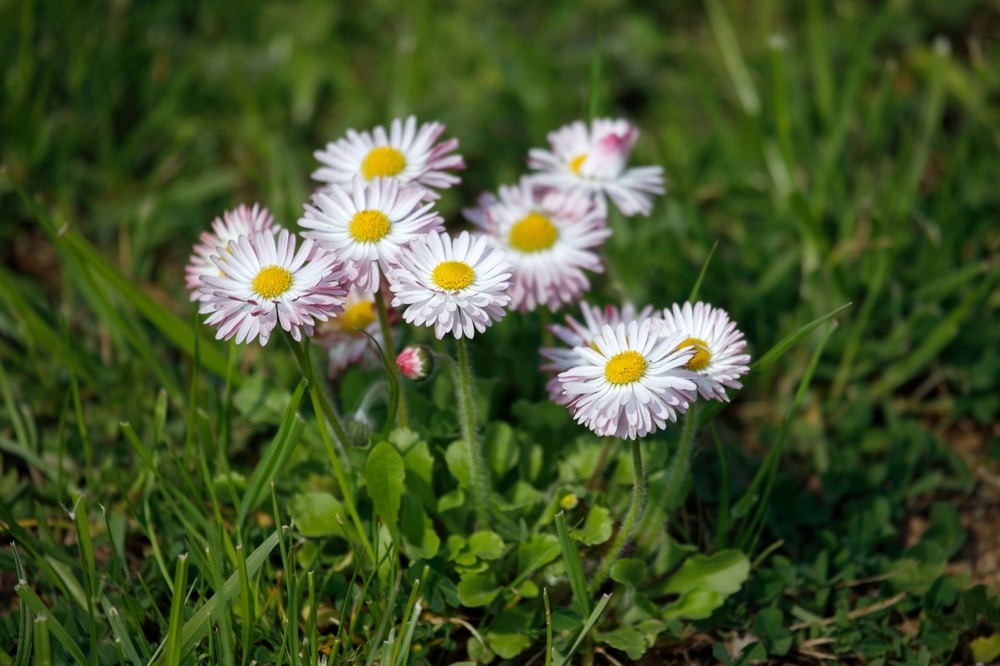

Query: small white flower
<box><xmin>464</xmin><ymin>178</ymin><xmax>610</xmax><ymax>312</ymax></box>
<box><xmin>186</xmin><ymin>203</ymin><xmax>277</xmax><ymax>301</ymax></box>
<box><xmin>387</xmin><ymin>231</ymin><xmax>512</xmax><ymax>340</ymax></box>
<box><xmin>658</xmin><ymin>301</ymin><xmax>750</xmax><ymax>402</ymax></box>
<box><xmin>527</xmin><ymin>118</ymin><xmax>664</xmax><ymax>216</ymax></box>
<box><xmin>299</xmin><ymin>176</ymin><xmax>443</xmax><ymax>293</ymax></box>
<box><xmin>540</xmin><ymin>301</ymin><xmax>658</xmax><ymax>405</ymax></box>
<box><xmin>312</xmin><ymin>115</ymin><xmax>465</xmax><ymax>198</ymax></box>
<box><xmin>198</xmin><ymin>229</ymin><xmax>348</xmax><ymax>345</ymax></box>
<box><xmin>559</xmin><ymin>319</ymin><xmax>697</xmax><ymax>439</ymax></box>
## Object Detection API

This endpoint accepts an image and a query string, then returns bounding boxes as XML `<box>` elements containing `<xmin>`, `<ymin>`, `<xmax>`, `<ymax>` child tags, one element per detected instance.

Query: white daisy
<box><xmin>313</xmin><ymin>286</ymin><xmax>392</xmax><ymax>377</ymax></box>
<box><xmin>387</xmin><ymin>231</ymin><xmax>512</xmax><ymax>340</ymax></box>
<box><xmin>312</xmin><ymin>115</ymin><xmax>465</xmax><ymax>198</ymax></box>
<box><xmin>658</xmin><ymin>301</ymin><xmax>750</xmax><ymax>402</ymax></box>
<box><xmin>463</xmin><ymin>178</ymin><xmax>610</xmax><ymax>312</ymax></box>
<box><xmin>185</xmin><ymin>203</ymin><xmax>277</xmax><ymax>301</ymax></box>
<box><xmin>527</xmin><ymin>118</ymin><xmax>664</xmax><ymax>216</ymax></box>
<box><xmin>198</xmin><ymin>229</ymin><xmax>349</xmax><ymax>346</ymax></box>
<box><xmin>299</xmin><ymin>176</ymin><xmax>443</xmax><ymax>293</ymax></box>
<box><xmin>559</xmin><ymin>319</ymin><xmax>697</xmax><ymax>439</ymax></box>
<box><xmin>540</xmin><ymin>301</ymin><xmax>658</xmax><ymax>405</ymax></box>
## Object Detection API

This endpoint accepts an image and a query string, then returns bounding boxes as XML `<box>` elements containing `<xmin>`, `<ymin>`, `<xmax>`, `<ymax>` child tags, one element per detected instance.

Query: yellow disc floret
<box><xmin>604</xmin><ymin>350</ymin><xmax>647</xmax><ymax>385</ymax></box>
<box><xmin>509</xmin><ymin>212</ymin><xmax>559</xmax><ymax>253</ymax></box>
<box><xmin>340</xmin><ymin>300</ymin><xmax>376</xmax><ymax>333</ymax></box>
<box><xmin>431</xmin><ymin>260</ymin><xmax>475</xmax><ymax>291</ymax></box>
<box><xmin>361</xmin><ymin>146</ymin><xmax>407</xmax><ymax>179</ymax></box>
<box><xmin>676</xmin><ymin>337</ymin><xmax>711</xmax><ymax>371</ymax></box>
<box><xmin>569</xmin><ymin>153</ymin><xmax>587</xmax><ymax>174</ymax></box>
<box><xmin>252</xmin><ymin>265</ymin><xmax>293</xmax><ymax>299</ymax></box>
<box><xmin>349</xmin><ymin>209</ymin><xmax>391</xmax><ymax>242</ymax></box>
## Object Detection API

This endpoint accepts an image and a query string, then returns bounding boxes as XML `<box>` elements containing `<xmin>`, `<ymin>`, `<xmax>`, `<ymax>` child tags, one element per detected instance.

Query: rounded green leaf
<box><xmin>365</xmin><ymin>440</ymin><xmax>405</xmax><ymax>530</ymax></box>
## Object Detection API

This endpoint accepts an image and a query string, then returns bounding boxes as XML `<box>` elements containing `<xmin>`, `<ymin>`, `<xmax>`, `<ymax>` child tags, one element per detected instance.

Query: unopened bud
<box><xmin>396</xmin><ymin>345</ymin><xmax>434</xmax><ymax>381</ymax></box>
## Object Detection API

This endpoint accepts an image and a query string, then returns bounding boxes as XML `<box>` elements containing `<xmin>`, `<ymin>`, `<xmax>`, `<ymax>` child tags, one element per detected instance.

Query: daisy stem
<box><xmin>375</xmin><ymin>288</ymin><xmax>408</xmax><ymax>428</ymax></box>
<box><xmin>454</xmin><ymin>336</ymin><xmax>490</xmax><ymax>529</ymax></box>
<box><xmin>588</xmin><ymin>438</ymin><xmax>646</xmax><ymax>594</ymax></box>
<box><xmin>662</xmin><ymin>402</ymin><xmax>700</xmax><ymax>514</ymax></box>
<box><xmin>585</xmin><ymin>436</ymin><xmax>616</xmax><ymax>492</ymax></box>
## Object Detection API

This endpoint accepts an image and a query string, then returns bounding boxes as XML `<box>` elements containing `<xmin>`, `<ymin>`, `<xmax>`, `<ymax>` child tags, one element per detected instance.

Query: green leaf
<box><xmin>597</xmin><ymin>626</ymin><xmax>647</xmax><ymax>660</ymax></box>
<box><xmin>437</xmin><ymin>488</ymin><xmax>466</xmax><ymax>513</ymax></box>
<box><xmin>486</xmin><ymin>607</ymin><xmax>534</xmax><ymax>659</ymax></box>
<box><xmin>445</xmin><ymin>439</ymin><xmax>471</xmax><ymax>488</ymax></box>
<box><xmin>610</xmin><ymin>559</ymin><xmax>646</xmax><ymax>587</ymax></box>
<box><xmin>971</xmin><ymin>633</ymin><xmax>1000</xmax><ymax>664</ymax></box>
<box><xmin>517</xmin><ymin>534</ymin><xmax>561</xmax><ymax>577</ymax></box>
<box><xmin>467</xmin><ymin>531</ymin><xmax>505</xmax><ymax>560</ymax></box>
<box><xmin>664</xmin><ymin>550</ymin><xmax>751</xmax><ymax>597</ymax></box>
<box><xmin>485</xmin><ymin>421</ymin><xmax>518</xmax><ymax>477</ymax></box>
<box><xmin>571</xmin><ymin>505</ymin><xmax>613</xmax><ymax>546</ymax></box>
<box><xmin>662</xmin><ymin>588</ymin><xmax>723</xmax><ymax>621</ymax></box>
<box><xmin>400</xmin><ymin>496</ymin><xmax>441</xmax><ymax>559</ymax></box>
<box><xmin>752</xmin><ymin>607</ymin><xmax>792</xmax><ymax>656</ymax></box>
<box><xmin>288</xmin><ymin>492</ymin><xmax>346</xmax><ymax>538</ymax></box>
<box><xmin>366</xmin><ymin>440</ymin><xmax>405</xmax><ymax>533</ymax></box>
<box><xmin>232</xmin><ymin>375</ymin><xmax>293</xmax><ymax>426</ymax></box>
<box><xmin>457</xmin><ymin>571</ymin><xmax>501</xmax><ymax>607</ymax></box>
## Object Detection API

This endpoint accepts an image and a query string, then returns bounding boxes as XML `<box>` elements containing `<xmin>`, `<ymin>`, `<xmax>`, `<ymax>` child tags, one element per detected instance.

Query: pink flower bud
<box><xmin>396</xmin><ymin>345</ymin><xmax>435</xmax><ymax>381</ymax></box>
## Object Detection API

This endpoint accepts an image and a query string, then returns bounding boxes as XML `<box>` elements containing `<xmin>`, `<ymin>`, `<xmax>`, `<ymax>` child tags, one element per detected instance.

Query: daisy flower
<box><xmin>527</xmin><ymin>118</ymin><xmax>664</xmax><ymax>217</ymax></box>
<box><xmin>312</xmin><ymin>115</ymin><xmax>465</xmax><ymax>198</ymax></box>
<box><xmin>396</xmin><ymin>344</ymin><xmax>435</xmax><ymax>381</ymax></box>
<box><xmin>540</xmin><ymin>301</ymin><xmax>658</xmax><ymax>405</ymax></box>
<box><xmin>387</xmin><ymin>231</ymin><xmax>513</xmax><ymax>340</ymax></box>
<box><xmin>198</xmin><ymin>229</ymin><xmax>349</xmax><ymax>346</ymax></box>
<box><xmin>559</xmin><ymin>319</ymin><xmax>697</xmax><ymax>440</ymax></box>
<box><xmin>299</xmin><ymin>176</ymin><xmax>443</xmax><ymax>292</ymax></box>
<box><xmin>463</xmin><ymin>178</ymin><xmax>611</xmax><ymax>312</ymax></box>
<box><xmin>658</xmin><ymin>301</ymin><xmax>751</xmax><ymax>402</ymax></box>
<box><xmin>185</xmin><ymin>203</ymin><xmax>277</xmax><ymax>301</ymax></box>
<box><xmin>313</xmin><ymin>286</ymin><xmax>393</xmax><ymax>377</ymax></box>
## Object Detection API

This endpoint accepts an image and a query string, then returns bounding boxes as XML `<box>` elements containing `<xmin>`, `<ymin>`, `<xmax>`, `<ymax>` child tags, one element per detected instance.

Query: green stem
<box><xmin>588</xmin><ymin>438</ymin><xmax>645</xmax><ymax>593</ymax></box>
<box><xmin>375</xmin><ymin>287</ymin><xmax>408</xmax><ymax>428</ymax></box>
<box><xmin>585</xmin><ymin>436</ymin><xmax>615</xmax><ymax>492</ymax></box>
<box><xmin>662</xmin><ymin>402</ymin><xmax>699</xmax><ymax>514</ymax></box>
<box><xmin>454</xmin><ymin>337</ymin><xmax>490</xmax><ymax>529</ymax></box>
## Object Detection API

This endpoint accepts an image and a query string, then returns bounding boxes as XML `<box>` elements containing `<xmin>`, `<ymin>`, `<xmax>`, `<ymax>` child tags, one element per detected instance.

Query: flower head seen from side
<box><xmin>186</xmin><ymin>203</ymin><xmax>277</xmax><ymax>301</ymax></box>
<box><xmin>313</xmin><ymin>286</ymin><xmax>389</xmax><ymax>377</ymax></box>
<box><xmin>658</xmin><ymin>301</ymin><xmax>751</xmax><ymax>402</ymax></box>
<box><xmin>540</xmin><ymin>301</ymin><xmax>658</xmax><ymax>405</ymax></box>
<box><xmin>463</xmin><ymin>178</ymin><xmax>611</xmax><ymax>312</ymax></box>
<box><xmin>198</xmin><ymin>229</ymin><xmax>349</xmax><ymax>346</ymax></box>
<box><xmin>312</xmin><ymin>115</ymin><xmax>465</xmax><ymax>198</ymax></box>
<box><xmin>527</xmin><ymin>118</ymin><xmax>665</xmax><ymax>217</ymax></box>
<box><xmin>388</xmin><ymin>231</ymin><xmax>512</xmax><ymax>340</ymax></box>
<box><xmin>558</xmin><ymin>319</ymin><xmax>697</xmax><ymax>440</ymax></box>
<box><xmin>299</xmin><ymin>176</ymin><xmax>443</xmax><ymax>293</ymax></box>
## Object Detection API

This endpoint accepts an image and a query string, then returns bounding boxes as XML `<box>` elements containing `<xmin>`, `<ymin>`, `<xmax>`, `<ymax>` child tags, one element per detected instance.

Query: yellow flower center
<box><xmin>340</xmin><ymin>300</ymin><xmax>376</xmax><ymax>333</ymax></box>
<box><xmin>431</xmin><ymin>260</ymin><xmax>475</xmax><ymax>291</ymax></box>
<box><xmin>509</xmin><ymin>212</ymin><xmax>559</xmax><ymax>253</ymax></box>
<box><xmin>569</xmin><ymin>153</ymin><xmax>587</xmax><ymax>174</ymax></box>
<box><xmin>361</xmin><ymin>146</ymin><xmax>407</xmax><ymax>180</ymax></box>
<box><xmin>677</xmin><ymin>337</ymin><xmax>712</xmax><ymax>371</ymax></box>
<box><xmin>349</xmin><ymin>209</ymin><xmax>391</xmax><ymax>242</ymax></box>
<box><xmin>252</xmin><ymin>265</ymin><xmax>293</xmax><ymax>299</ymax></box>
<box><xmin>604</xmin><ymin>350</ymin><xmax>647</xmax><ymax>385</ymax></box>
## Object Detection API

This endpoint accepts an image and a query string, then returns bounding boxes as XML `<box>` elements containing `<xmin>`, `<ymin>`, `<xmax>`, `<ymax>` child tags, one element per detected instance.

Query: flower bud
<box><xmin>396</xmin><ymin>344</ymin><xmax>435</xmax><ymax>381</ymax></box>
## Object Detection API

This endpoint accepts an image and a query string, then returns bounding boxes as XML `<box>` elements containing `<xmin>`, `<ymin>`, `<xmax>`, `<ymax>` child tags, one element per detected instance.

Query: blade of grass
<box><xmin>552</xmin><ymin>593</ymin><xmax>611</xmax><ymax>666</ymax></box>
<box><xmin>103</xmin><ymin>604</ymin><xmax>144</xmax><ymax>666</ymax></box>
<box><xmin>164</xmin><ymin>553</ymin><xmax>190</xmax><ymax>666</ymax></box>
<box><xmin>704</xmin><ymin>0</ymin><xmax>759</xmax><ymax>116</ymax></box>
<box><xmin>554</xmin><ymin>511</ymin><xmax>592</xmax><ymax>618</ymax></box>
<box><xmin>14</xmin><ymin>584</ymin><xmax>89</xmax><ymax>664</ymax></box>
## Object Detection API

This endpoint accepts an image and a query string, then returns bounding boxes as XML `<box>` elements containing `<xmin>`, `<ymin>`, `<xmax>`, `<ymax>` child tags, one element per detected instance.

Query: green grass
<box><xmin>2</xmin><ymin>1</ymin><xmax>1000</xmax><ymax>664</ymax></box>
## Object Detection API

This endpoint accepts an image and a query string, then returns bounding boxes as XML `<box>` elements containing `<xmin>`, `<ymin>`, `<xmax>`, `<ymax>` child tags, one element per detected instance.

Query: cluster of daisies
<box><xmin>186</xmin><ymin>114</ymin><xmax>749</xmax><ymax>439</ymax></box>
<box><xmin>541</xmin><ymin>301</ymin><xmax>750</xmax><ymax>439</ymax></box>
